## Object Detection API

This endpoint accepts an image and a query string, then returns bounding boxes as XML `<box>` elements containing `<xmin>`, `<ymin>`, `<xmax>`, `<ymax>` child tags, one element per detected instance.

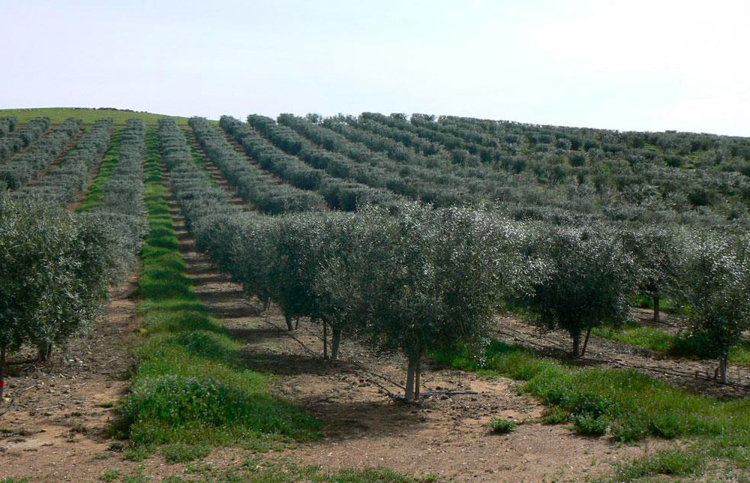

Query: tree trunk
<box><xmin>330</xmin><ymin>326</ymin><xmax>342</xmax><ymax>361</ymax></box>
<box><xmin>414</xmin><ymin>356</ymin><xmax>422</xmax><ymax>400</ymax></box>
<box><xmin>262</xmin><ymin>299</ymin><xmax>271</xmax><ymax>313</ymax></box>
<box><xmin>322</xmin><ymin>320</ymin><xmax>328</xmax><ymax>360</ymax></box>
<box><xmin>284</xmin><ymin>312</ymin><xmax>294</xmax><ymax>331</ymax></box>
<box><xmin>37</xmin><ymin>343</ymin><xmax>52</xmax><ymax>362</ymax></box>
<box><xmin>572</xmin><ymin>333</ymin><xmax>581</xmax><ymax>358</ymax></box>
<box><xmin>580</xmin><ymin>327</ymin><xmax>593</xmax><ymax>357</ymax></box>
<box><xmin>653</xmin><ymin>293</ymin><xmax>660</xmax><ymax>323</ymax></box>
<box><xmin>719</xmin><ymin>352</ymin><xmax>728</xmax><ymax>384</ymax></box>
<box><xmin>295</xmin><ymin>317</ymin><xmax>300</xmax><ymax>330</ymax></box>
<box><xmin>0</xmin><ymin>346</ymin><xmax>6</xmax><ymax>402</ymax></box>
<box><xmin>405</xmin><ymin>356</ymin><xmax>417</xmax><ymax>402</ymax></box>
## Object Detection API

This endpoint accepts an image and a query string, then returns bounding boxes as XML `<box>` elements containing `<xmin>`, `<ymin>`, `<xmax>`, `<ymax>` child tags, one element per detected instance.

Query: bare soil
<box><xmin>0</xmin><ymin>272</ymin><xmax>142</xmax><ymax>482</ymax></box>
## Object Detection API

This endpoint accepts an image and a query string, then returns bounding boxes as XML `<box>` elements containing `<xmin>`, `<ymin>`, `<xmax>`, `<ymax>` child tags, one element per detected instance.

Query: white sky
<box><xmin>1</xmin><ymin>0</ymin><xmax>749</xmax><ymax>136</ymax></box>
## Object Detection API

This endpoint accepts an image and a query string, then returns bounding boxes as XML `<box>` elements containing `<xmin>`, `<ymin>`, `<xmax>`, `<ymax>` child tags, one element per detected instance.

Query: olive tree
<box><xmin>679</xmin><ymin>232</ymin><xmax>750</xmax><ymax>384</ymax></box>
<box><xmin>318</xmin><ymin>203</ymin><xmax>532</xmax><ymax>401</ymax></box>
<box><xmin>623</xmin><ymin>225</ymin><xmax>685</xmax><ymax>322</ymax></box>
<box><xmin>0</xmin><ymin>197</ymin><xmax>126</xmax><ymax>398</ymax></box>
<box><xmin>523</xmin><ymin>226</ymin><xmax>638</xmax><ymax>357</ymax></box>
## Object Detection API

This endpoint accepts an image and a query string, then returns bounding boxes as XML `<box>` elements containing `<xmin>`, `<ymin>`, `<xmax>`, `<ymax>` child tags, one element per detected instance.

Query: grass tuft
<box><xmin>489</xmin><ymin>418</ymin><xmax>517</xmax><ymax>434</ymax></box>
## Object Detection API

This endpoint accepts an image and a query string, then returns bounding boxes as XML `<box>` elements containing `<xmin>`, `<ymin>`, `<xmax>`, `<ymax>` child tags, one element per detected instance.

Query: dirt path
<box><xmin>0</xmin><ymin>272</ymin><xmax>141</xmax><ymax>482</ymax></box>
<box><xmin>495</xmin><ymin>317</ymin><xmax>750</xmax><ymax>399</ymax></box>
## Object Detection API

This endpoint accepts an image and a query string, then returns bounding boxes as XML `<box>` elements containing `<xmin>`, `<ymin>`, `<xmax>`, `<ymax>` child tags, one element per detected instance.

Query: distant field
<box><xmin>0</xmin><ymin>107</ymin><xmax>192</xmax><ymax>125</ymax></box>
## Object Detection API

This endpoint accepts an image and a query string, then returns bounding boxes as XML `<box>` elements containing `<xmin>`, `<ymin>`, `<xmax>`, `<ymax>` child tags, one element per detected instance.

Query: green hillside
<box><xmin>0</xmin><ymin>106</ymin><xmax>191</xmax><ymax>125</ymax></box>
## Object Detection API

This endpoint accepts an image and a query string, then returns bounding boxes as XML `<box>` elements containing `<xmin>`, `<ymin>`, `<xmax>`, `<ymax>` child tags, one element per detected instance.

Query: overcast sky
<box><xmin>1</xmin><ymin>0</ymin><xmax>748</xmax><ymax>135</ymax></box>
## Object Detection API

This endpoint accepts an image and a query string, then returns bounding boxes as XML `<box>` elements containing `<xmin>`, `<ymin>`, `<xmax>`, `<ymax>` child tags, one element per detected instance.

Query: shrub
<box><xmin>489</xmin><ymin>418</ymin><xmax>517</xmax><ymax>434</ymax></box>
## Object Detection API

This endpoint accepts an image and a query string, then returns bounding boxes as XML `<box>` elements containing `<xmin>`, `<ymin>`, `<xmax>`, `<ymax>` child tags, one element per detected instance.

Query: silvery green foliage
<box><xmin>102</xmin><ymin>119</ymin><xmax>146</xmax><ymax>216</ymax></box>
<box><xmin>0</xmin><ymin>116</ymin><xmax>18</xmax><ymax>138</ymax></box>
<box><xmin>326</xmin><ymin>112</ymin><xmax>750</xmax><ymax>231</ymax></box>
<box><xmin>679</xmin><ymin>232</ymin><xmax>750</xmax><ymax>374</ymax></box>
<box><xmin>189</xmin><ymin>117</ymin><xmax>326</xmax><ymax>214</ymax></box>
<box><xmin>522</xmin><ymin>225</ymin><xmax>638</xmax><ymax>356</ymax></box>
<box><xmin>0</xmin><ymin>196</ymin><xmax>124</xmax><ymax>355</ymax></box>
<box><xmin>92</xmin><ymin>118</ymin><xmax>148</xmax><ymax>270</ymax></box>
<box><xmin>221</xmin><ymin>115</ymin><xmax>396</xmax><ymax>211</ymax></box>
<box><xmin>278</xmin><ymin>114</ymin><xmax>477</xmax><ymax>207</ymax></box>
<box><xmin>15</xmin><ymin>118</ymin><xmax>114</xmax><ymax>206</ymax></box>
<box><xmin>317</xmin><ymin>202</ymin><xmax>536</xmax><ymax>361</ymax></box>
<box><xmin>0</xmin><ymin>116</ymin><xmax>49</xmax><ymax>163</ymax></box>
<box><xmin>621</xmin><ymin>225</ymin><xmax>686</xmax><ymax>315</ymax></box>
<box><xmin>0</xmin><ymin>118</ymin><xmax>82</xmax><ymax>189</ymax></box>
<box><xmin>0</xmin><ymin>118</ymin><xmax>147</xmax><ymax>368</ymax></box>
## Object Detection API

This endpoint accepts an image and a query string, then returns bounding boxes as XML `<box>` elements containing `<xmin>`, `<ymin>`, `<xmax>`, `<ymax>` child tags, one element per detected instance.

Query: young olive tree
<box><xmin>0</xmin><ymin>197</ymin><xmax>125</xmax><ymax>397</ymax></box>
<box><xmin>319</xmin><ymin>203</ymin><xmax>531</xmax><ymax>401</ymax></box>
<box><xmin>314</xmin><ymin>212</ymin><xmax>373</xmax><ymax>361</ymax></box>
<box><xmin>265</xmin><ymin>214</ymin><xmax>331</xmax><ymax>332</ymax></box>
<box><xmin>623</xmin><ymin>225</ymin><xmax>685</xmax><ymax>322</ymax></box>
<box><xmin>679</xmin><ymin>233</ymin><xmax>750</xmax><ymax>384</ymax></box>
<box><xmin>523</xmin><ymin>226</ymin><xmax>638</xmax><ymax>357</ymax></box>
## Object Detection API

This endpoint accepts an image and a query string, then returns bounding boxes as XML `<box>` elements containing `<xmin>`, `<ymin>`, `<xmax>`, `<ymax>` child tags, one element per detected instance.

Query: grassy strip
<box><xmin>434</xmin><ymin>341</ymin><xmax>750</xmax><ymax>478</ymax></box>
<box><xmin>113</xmin><ymin>128</ymin><xmax>318</xmax><ymax>459</ymax></box>
<box><xmin>77</xmin><ymin>128</ymin><xmax>123</xmax><ymax>211</ymax></box>
<box><xmin>593</xmin><ymin>321</ymin><xmax>750</xmax><ymax>366</ymax></box>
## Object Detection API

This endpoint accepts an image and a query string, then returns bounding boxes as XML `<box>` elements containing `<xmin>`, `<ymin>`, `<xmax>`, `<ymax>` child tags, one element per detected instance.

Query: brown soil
<box><xmin>0</xmin><ymin>272</ymin><xmax>142</xmax><ymax>482</ymax></box>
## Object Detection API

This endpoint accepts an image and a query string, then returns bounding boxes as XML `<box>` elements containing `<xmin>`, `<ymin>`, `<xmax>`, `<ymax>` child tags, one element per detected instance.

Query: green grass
<box><xmin>0</xmin><ymin>107</ymin><xmax>192</xmax><ymax>126</ymax></box>
<box><xmin>433</xmin><ymin>341</ymin><xmax>750</xmax><ymax>477</ymax></box>
<box><xmin>77</xmin><ymin>128</ymin><xmax>122</xmax><ymax>211</ymax></box>
<box><xmin>593</xmin><ymin>321</ymin><xmax>750</xmax><ymax>367</ymax></box>
<box><xmin>112</xmin><ymin>128</ymin><xmax>318</xmax><ymax>456</ymax></box>
<box><xmin>594</xmin><ymin>448</ymin><xmax>705</xmax><ymax>483</ymax></box>
<box><xmin>489</xmin><ymin>418</ymin><xmax>517</xmax><ymax>434</ymax></box>
<box><xmin>100</xmin><ymin>469</ymin><xmax>121</xmax><ymax>482</ymax></box>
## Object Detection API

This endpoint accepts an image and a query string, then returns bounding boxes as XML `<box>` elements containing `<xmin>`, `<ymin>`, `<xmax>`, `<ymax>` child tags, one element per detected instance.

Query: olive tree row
<box><xmin>278</xmin><ymin>114</ymin><xmax>480</xmax><ymax>207</ymax></box>
<box><xmin>220</xmin><ymin>116</ymin><xmax>395</xmax><ymax>211</ymax></box>
<box><xmin>16</xmin><ymin>118</ymin><xmax>114</xmax><ymax>206</ymax></box>
<box><xmin>0</xmin><ymin>118</ymin><xmax>82</xmax><ymax>189</ymax></box>
<box><xmin>0</xmin><ymin>193</ymin><xmax>140</xmax><ymax>396</ymax></box>
<box><xmin>172</xmin><ymin>117</ymin><xmax>750</xmax><ymax>387</ymax></box>
<box><xmin>188</xmin><ymin>117</ymin><xmax>327</xmax><ymax>214</ymax></box>
<box><xmin>678</xmin><ymin>232</ymin><xmax>750</xmax><ymax>383</ymax></box>
<box><xmin>0</xmin><ymin>116</ymin><xmax>51</xmax><ymax>164</ymax></box>
<box><xmin>0</xmin><ymin>116</ymin><xmax>18</xmax><ymax>138</ymax></box>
